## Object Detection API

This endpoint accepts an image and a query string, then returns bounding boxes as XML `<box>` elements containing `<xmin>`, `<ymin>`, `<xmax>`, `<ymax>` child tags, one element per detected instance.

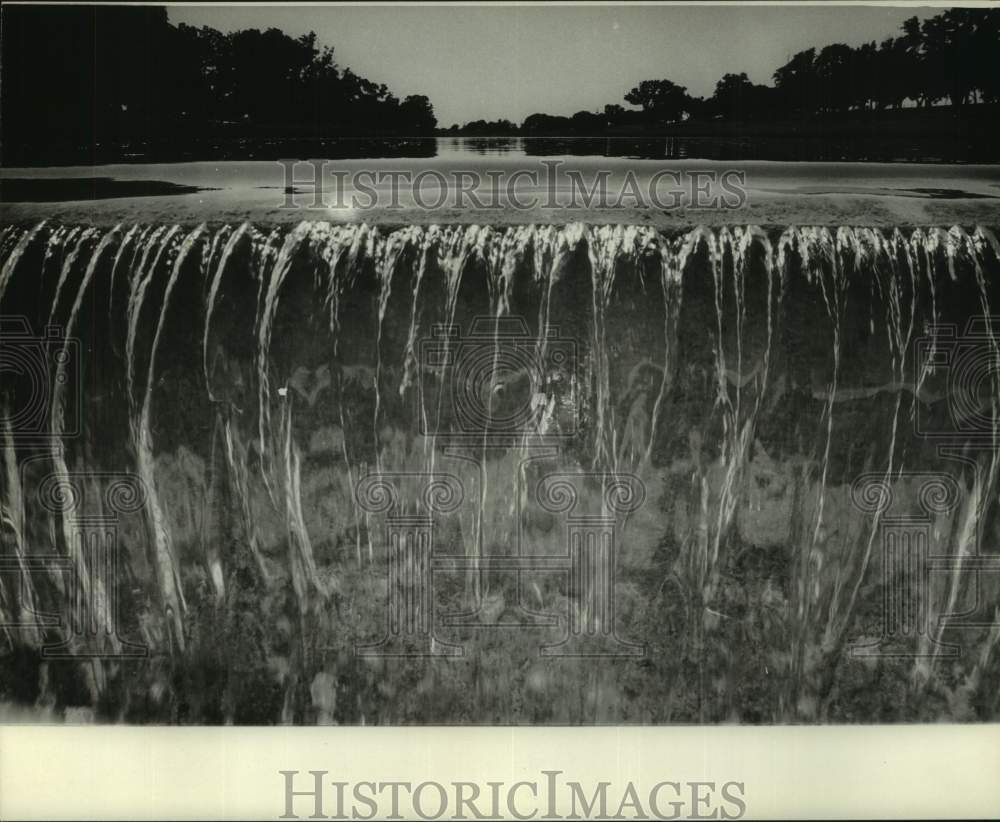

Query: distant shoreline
<box><xmin>5</xmin><ymin>105</ymin><xmax>997</xmax><ymax>168</ymax></box>
<box><xmin>439</xmin><ymin>104</ymin><xmax>1000</xmax><ymax>163</ymax></box>
<box><xmin>446</xmin><ymin>103</ymin><xmax>1000</xmax><ymax>136</ymax></box>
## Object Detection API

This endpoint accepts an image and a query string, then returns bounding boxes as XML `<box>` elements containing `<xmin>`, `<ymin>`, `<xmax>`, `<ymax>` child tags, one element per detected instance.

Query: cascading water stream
<box><xmin>1</xmin><ymin>219</ymin><xmax>999</xmax><ymax>723</ymax></box>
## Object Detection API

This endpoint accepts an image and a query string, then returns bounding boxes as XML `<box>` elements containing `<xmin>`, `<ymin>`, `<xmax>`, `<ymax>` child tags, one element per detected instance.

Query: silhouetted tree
<box><xmin>570</xmin><ymin>110</ymin><xmax>604</xmax><ymax>131</ymax></box>
<box><xmin>773</xmin><ymin>48</ymin><xmax>817</xmax><ymax>115</ymax></box>
<box><xmin>624</xmin><ymin>79</ymin><xmax>692</xmax><ymax>123</ymax></box>
<box><xmin>814</xmin><ymin>44</ymin><xmax>858</xmax><ymax>112</ymax></box>
<box><xmin>521</xmin><ymin>113</ymin><xmax>573</xmax><ymax>135</ymax></box>
<box><xmin>0</xmin><ymin>5</ymin><xmax>437</xmax><ymax>164</ymax></box>
<box><xmin>455</xmin><ymin>119</ymin><xmax>519</xmax><ymax>135</ymax></box>
<box><xmin>4</xmin><ymin>5</ymin><xmax>999</xmax><ymax>160</ymax></box>
<box><xmin>896</xmin><ymin>16</ymin><xmax>936</xmax><ymax>107</ymax></box>
<box><xmin>919</xmin><ymin>9</ymin><xmax>998</xmax><ymax>106</ymax></box>
<box><xmin>603</xmin><ymin>104</ymin><xmax>626</xmax><ymax>124</ymax></box>
<box><xmin>399</xmin><ymin>96</ymin><xmax>437</xmax><ymax>133</ymax></box>
<box><xmin>708</xmin><ymin>73</ymin><xmax>776</xmax><ymax>120</ymax></box>
<box><xmin>974</xmin><ymin>10</ymin><xmax>1000</xmax><ymax>103</ymax></box>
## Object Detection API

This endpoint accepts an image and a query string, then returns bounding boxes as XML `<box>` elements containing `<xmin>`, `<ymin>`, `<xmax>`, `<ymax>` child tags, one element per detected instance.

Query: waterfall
<box><xmin>1</xmin><ymin>220</ymin><xmax>999</xmax><ymax>723</ymax></box>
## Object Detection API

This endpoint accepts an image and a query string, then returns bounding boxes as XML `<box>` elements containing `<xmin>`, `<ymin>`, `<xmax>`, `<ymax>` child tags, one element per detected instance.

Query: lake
<box><xmin>2</xmin><ymin>138</ymin><xmax>999</xmax><ymax>228</ymax></box>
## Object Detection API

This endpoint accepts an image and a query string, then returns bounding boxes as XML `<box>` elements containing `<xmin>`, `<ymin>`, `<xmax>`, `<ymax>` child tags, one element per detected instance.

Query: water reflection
<box><xmin>436</xmin><ymin>135</ymin><xmax>989</xmax><ymax>163</ymax></box>
<box><xmin>15</xmin><ymin>134</ymin><xmax>993</xmax><ymax>166</ymax></box>
<box><xmin>441</xmin><ymin>137</ymin><xmax>520</xmax><ymax>156</ymax></box>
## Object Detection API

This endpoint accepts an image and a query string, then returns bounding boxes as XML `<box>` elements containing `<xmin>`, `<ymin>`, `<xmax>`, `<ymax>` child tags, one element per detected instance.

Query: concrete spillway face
<box><xmin>1</xmin><ymin>221</ymin><xmax>999</xmax><ymax>722</ymax></box>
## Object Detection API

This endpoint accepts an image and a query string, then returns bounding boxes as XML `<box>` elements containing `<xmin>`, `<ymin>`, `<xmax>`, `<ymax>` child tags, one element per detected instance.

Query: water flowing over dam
<box><xmin>1</xmin><ymin>219</ymin><xmax>999</xmax><ymax>723</ymax></box>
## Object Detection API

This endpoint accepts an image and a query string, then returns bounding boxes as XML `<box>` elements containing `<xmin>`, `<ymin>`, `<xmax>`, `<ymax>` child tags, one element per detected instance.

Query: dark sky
<box><xmin>169</xmin><ymin>5</ymin><xmax>936</xmax><ymax>126</ymax></box>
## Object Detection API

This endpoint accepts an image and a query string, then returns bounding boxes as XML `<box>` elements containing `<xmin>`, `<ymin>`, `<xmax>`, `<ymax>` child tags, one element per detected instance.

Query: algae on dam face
<box><xmin>1</xmin><ymin>221</ymin><xmax>999</xmax><ymax>723</ymax></box>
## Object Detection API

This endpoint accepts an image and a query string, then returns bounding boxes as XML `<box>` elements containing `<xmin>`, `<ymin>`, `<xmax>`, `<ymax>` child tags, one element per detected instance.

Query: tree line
<box><xmin>2</xmin><ymin>6</ymin><xmax>437</xmax><ymax>165</ymax></box>
<box><xmin>4</xmin><ymin>5</ymin><xmax>997</xmax><ymax>163</ymax></box>
<box><xmin>444</xmin><ymin>9</ymin><xmax>1000</xmax><ymax>135</ymax></box>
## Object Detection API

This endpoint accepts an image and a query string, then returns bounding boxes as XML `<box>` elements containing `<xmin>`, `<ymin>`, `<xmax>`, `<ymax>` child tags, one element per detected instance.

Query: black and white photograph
<box><xmin>1</xmin><ymin>0</ymin><xmax>999</xmax><ymax>816</ymax></box>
